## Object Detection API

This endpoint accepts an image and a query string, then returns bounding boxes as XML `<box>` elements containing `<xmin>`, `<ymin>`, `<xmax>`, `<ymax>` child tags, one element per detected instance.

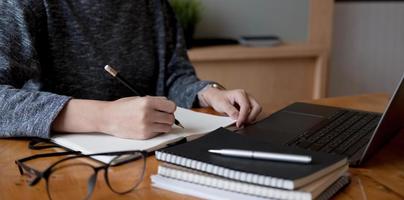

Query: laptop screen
<box><xmin>361</xmin><ymin>74</ymin><xmax>404</xmax><ymax>163</ymax></box>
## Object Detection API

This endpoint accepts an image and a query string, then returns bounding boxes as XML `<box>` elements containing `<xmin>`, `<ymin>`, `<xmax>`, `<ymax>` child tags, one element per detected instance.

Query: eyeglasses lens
<box><xmin>106</xmin><ymin>152</ymin><xmax>146</xmax><ymax>193</ymax></box>
<box><xmin>47</xmin><ymin>159</ymin><xmax>95</xmax><ymax>200</ymax></box>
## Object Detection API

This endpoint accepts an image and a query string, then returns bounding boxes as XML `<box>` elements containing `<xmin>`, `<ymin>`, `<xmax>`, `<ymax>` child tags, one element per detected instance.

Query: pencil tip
<box><xmin>175</xmin><ymin>120</ymin><xmax>185</xmax><ymax>128</ymax></box>
<box><xmin>178</xmin><ymin>123</ymin><xmax>185</xmax><ymax>129</ymax></box>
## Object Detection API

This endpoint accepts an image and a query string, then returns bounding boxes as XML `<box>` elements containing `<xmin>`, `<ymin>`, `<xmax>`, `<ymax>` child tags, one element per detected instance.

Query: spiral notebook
<box><xmin>154</xmin><ymin>162</ymin><xmax>349</xmax><ymax>200</ymax></box>
<box><xmin>155</xmin><ymin>128</ymin><xmax>348</xmax><ymax>190</ymax></box>
<box><xmin>152</xmin><ymin>174</ymin><xmax>350</xmax><ymax>200</ymax></box>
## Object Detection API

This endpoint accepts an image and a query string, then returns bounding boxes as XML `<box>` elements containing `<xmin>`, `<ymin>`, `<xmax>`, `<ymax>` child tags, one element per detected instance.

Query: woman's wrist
<box><xmin>93</xmin><ymin>100</ymin><xmax>111</xmax><ymax>133</ymax></box>
<box><xmin>198</xmin><ymin>82</ymin><xmax>226</xmax><ymax>107</ymax></box>
<box><xmin>197</xmin><ymin>86</ymin><xmax>222</xmax><ymax>107</ymax></box>
<box><xmin>52</xmin><ymin>99</ymin><xmax>110</xmax><ymax>133</ymax></box>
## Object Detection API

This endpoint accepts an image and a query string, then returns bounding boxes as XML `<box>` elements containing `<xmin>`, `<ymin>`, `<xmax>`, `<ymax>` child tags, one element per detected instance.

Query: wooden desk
<box><xmin>1</xmin><ymin>94</ymin><xmax>403</xmax><ymax>199</ymax></box>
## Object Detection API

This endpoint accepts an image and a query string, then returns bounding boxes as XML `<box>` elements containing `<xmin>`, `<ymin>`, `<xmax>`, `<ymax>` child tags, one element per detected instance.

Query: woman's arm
<box><xmin>0</xmin><ymin>2</ymin><xmax>176</xmax><ymax>139</ymax></box>
<box><xmin>0</xmin><ymin>1</ymin><xmax>72</xmax><ymax>138</ymax></box>
<box><xmin>52</xmin><ymin>97</ymin><xmax>176</xmax><ymax>140</ymax></box>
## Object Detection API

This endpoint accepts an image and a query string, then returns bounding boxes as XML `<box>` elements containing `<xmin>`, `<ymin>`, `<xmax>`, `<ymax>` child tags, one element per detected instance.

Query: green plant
<box><xmin>169</xmin><ymin>0</ymin><xmax>202</xmax><ymax>31</ymax></box>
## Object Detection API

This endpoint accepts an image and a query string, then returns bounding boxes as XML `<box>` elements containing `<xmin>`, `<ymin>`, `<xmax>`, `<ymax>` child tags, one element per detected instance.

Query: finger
<box><xmin>246</xmin><ymin>97</ymin><xmax>262</xmax><ymax>123</ymax></box>
<box><xmin>150</xmin><ymin>123</ymin><xmax>172</xmax><ymax>133</ymax></box>
<box><xmin>150</xmin><ymin>96</ymin><xmax>168</xmax><ymax>100</ymax></box>
<box><xmin>150</xmin><ymin>111</ymin><xmax>175</xmax><ymax>125</ymax></box>
<box><xmin>220</xmin><ymin>102</ymin><xmax>239</xmax><ymax>120</ymax></box>
<box><xmin>148</xmin><ymin>97</ymin><xmax>176</xmax><ymax>113</ymax></box>
<box><xmin>234</xmin><ymin>91</ymin><xmax>250</xmax><ymax>127</ymax></box>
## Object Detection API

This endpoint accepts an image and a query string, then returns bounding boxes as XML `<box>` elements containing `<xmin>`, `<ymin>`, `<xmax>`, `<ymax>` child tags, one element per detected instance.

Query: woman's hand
<box><xmin>52</xmin><ymin>96</ymin><xmax>176</xmax><ymax>140</ymax></box>
<box><xmin>198</xmin><ymin>87</ymin><xmax>262</xmax><ymax>128</ymax></box>
<box><xmin>101</xmin><ymin>96</ymin><xmax>176</xmax><ymax>139</ymax></box>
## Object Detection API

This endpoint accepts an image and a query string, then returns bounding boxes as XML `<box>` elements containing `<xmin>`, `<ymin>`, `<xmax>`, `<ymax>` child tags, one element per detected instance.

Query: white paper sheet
<box><xmin>52</xmin><ymin>107</ymin><xmax>235</xmax><ymax>163</ymax></box>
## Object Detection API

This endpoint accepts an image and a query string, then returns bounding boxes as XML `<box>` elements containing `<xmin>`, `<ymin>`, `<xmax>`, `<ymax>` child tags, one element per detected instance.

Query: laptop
<box><xmin>238</xmin><ymin>75</ymin><xmax>404</xmax><ymax>166</ymax></box>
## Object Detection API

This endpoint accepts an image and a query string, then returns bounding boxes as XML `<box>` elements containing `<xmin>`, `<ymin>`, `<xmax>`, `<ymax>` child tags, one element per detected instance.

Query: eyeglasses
<box><xmin>15</xmin><ymin>149</ymin><xmax>147</xmax><ymax>200</ymax></box>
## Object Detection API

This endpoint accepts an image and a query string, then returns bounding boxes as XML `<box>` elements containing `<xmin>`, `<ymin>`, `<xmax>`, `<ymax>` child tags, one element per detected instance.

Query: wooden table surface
<box><xmin>1</xmin><ymin>93</ymin><xmax>403</xmax><ymax>200</ymax></box>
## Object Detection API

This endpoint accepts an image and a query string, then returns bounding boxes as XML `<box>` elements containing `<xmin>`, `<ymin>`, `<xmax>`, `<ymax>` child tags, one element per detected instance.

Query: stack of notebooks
<box><xmin>152</xmin><ymin>128</ymin><xmax>350</xmax><ymax>200</ymax></box>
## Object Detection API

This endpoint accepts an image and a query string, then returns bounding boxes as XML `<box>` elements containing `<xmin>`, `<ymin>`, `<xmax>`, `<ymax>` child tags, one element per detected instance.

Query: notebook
<box><xmin>155</xmin><ymin>162</ymin><xmax>349</xmax><ymax>200</ymax></box>
<box><xmin>155</xmin><ymin>128</ymin><xmax>348</xmax><ymax>190</ymax></box>
<box><xmin>51</xmin><ymin>107</ymin><xmax>235</xmax><ymax>163</ymax></box>
<box><xmin>151</xmin><ymin>174</ymin><xmax>350</xmax><ymax>200</ymax></box>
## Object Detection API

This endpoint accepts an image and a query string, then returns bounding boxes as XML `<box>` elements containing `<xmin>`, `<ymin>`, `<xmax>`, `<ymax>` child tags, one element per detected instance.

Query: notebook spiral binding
<box><xmin>155</xmin><ymin>151</ymin><xmax>294</xmax><ymax>189</ymax></box>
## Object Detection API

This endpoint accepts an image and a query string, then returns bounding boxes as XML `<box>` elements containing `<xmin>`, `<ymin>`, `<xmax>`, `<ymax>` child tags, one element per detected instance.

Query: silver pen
<box><xmin>208</xmin><ymin>149</ymin><xmax>312</xmax><ymax>164</ymax></box>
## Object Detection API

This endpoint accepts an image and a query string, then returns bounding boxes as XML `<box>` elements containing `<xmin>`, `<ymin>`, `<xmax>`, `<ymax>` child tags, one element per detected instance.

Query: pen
<box><xmin>104</xmin><ymin>65</ymin><xmax>184</xmax><ymax>128</ymax></box>
<box><xmin>208</xmin><ymin>149</ymin><xmax>312</xmax><ymax>164</ymax></box>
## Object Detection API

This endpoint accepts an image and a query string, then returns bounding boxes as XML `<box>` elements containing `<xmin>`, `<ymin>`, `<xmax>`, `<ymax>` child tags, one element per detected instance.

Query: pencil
<box><xmin>104</xmin><ymin>65</ymin><xmax>184</xmax><ymax>128</ymax></box>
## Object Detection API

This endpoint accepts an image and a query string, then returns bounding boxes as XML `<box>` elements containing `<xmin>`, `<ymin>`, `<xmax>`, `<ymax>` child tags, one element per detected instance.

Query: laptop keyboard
<box><xmin>286</xmin><ymin>110</ymin><xmax>381</xmax><ymax>157</ymax></box>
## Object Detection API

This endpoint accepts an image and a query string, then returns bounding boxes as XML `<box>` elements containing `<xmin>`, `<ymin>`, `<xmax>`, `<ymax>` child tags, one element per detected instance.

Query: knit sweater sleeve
<box><xmin>0</xmin><ymin>1</ymin><xmax>70</xmax><ymax>138</ymax></box>
<box><xmin>157</xmin><ymin>0</ymin><xmax>213</xmax><ymax>108</ymax></box>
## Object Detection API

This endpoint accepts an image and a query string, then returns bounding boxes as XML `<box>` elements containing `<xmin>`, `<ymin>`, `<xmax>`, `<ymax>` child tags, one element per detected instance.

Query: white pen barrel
<box><xmin>252</xmin><ymin>151</ymin><xmax>312</xmax><ymax>163</ymax></box>
<box><xmin>209</xmin><ymin>149</ymin><xmax>312</xmax><ymax>164</ymax></box>
<box><xmin>220</xmin><ymin>149</ymin><xmax>253</xmax><ymax>158</ymax></box>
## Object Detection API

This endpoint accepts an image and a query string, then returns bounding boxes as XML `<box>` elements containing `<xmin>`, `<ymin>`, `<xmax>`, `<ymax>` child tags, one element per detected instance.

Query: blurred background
<box><xmin>194</xmin><ymin>0</ymin><xmax>308</xmax><ymax>42</ymax></box>
<box><xmin>171</xmin><ymin>0</ymin><xmax>404</xmax><ymax>113</ymax></box>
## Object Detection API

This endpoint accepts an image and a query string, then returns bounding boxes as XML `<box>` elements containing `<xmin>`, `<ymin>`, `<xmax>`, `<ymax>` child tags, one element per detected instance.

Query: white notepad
<box><xmin>51</xmin><ymin>107</ymin><xmax>235</xmax><ymax>163</ymax></box>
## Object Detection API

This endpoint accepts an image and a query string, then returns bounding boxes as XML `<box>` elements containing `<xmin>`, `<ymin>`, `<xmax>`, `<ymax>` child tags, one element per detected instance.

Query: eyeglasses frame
<box><xmin>15</xmin><ymin>150</ymin><xmax>148</xmax><ymax>200</ymax></box>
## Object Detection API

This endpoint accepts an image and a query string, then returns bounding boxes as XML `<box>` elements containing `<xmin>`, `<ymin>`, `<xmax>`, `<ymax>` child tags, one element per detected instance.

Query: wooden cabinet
<box><xmin>189</xmin><ymin>43</ymin><xmax>328</xmax><ymax>114</ymax></box>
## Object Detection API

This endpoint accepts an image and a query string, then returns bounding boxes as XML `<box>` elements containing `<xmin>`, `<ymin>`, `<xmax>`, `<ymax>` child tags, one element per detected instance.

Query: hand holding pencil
<box><xmin>99</xmin><ymin>96</ymin><xmax>177</xmax><ymax>139</ymax></box>
<box><xmin>104</xmin><ymin>65</ymin><xmax>184</xmax><ymax>129</ymax></box>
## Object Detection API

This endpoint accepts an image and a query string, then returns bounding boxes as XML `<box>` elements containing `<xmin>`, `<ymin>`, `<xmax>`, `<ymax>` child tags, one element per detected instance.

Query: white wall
<box><xmin>195</xmin><ymin>0</ymin><xmax>309</xmax><ymax>42</ymax></box>
<box><xmin>329</xmin><ymin>2</ymin><xmax>404</xmax><ymax>97</ymax></box>
<box><xmin>195</xmin><ymin>1</ymin><xmax>404</xmax><ymax>97</ymax></box>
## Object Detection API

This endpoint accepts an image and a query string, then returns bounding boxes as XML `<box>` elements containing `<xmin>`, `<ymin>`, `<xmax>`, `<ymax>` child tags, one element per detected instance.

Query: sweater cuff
<box><xmin>31</xmin><ymin>95</ymin><xmax>71</xmax><ymax>138</ymax></box>
<box><xmin>189</xmin><ymin>80</ymin><xmax>215</xmax><ymax>108</ymax></box>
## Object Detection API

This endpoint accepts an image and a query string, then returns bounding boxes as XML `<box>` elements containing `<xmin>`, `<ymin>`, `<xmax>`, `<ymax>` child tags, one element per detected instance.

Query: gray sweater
<box><xmin>0</xmin><ymin>0</ymin><xmax>211</xmax><ymax>138</ymax></box>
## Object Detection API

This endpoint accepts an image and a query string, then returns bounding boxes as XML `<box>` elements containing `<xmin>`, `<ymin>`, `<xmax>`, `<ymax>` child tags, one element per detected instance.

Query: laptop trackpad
<box><xmin>239</xmin><ymin>111</ymin><xmax>324</xmax><ymax>144</ymax></box>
